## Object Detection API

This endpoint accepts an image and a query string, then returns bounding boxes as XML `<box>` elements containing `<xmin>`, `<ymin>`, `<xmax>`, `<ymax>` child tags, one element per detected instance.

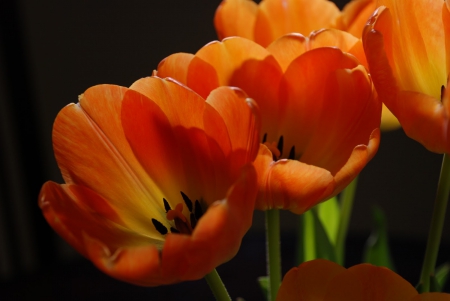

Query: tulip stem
<box><xmin>335</xmin><ymin>176</ymin><xmax>358</xmax><ymax>265</ymax></box>
<box><xmin>419</xmin><ymin>153</ymin><xmax>450</xmax><ymax>292</ymax></box>
<box><xmin>205</xmin><ymin>269</ymin><xmax>231</xmax><ymax>301</ymax></box>
<box><xmin>266</xmin><ymin>209</ymin><xmax>281</xmax><ymax>301</ymax></box>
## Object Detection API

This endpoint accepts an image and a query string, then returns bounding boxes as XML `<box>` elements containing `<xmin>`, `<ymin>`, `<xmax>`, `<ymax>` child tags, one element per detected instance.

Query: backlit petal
<box><xmin>156</xmin><ymin>53</ymin><xmax>194</xmax><ymax>85</ymax></box>
<box><xmin>254</xmin><ymin>0</ymin><xmax>341</xmax><ymax>47</ymax></box>
<box><xmin>53</xmin><ymin>85</ymin><xmax>164</xmax><ymax>234</ymax></box>
<box><xmin>214</xmin><ymin>0</ymin><xmax>258</xmax><ymax>40</ymax></box>
<box><xmin>340</xmin><ymin>0</ymin><xmax>377</xmax><ymax>38</ymax></box>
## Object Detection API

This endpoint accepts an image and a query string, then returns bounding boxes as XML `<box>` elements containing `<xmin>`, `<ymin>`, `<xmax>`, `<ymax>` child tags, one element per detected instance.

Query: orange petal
<box><xmin>38</xmin><ymin>182</ymin><xmax>156</xmax><ymax>258</ymax></box>
<box><xmin>298</xmin><ymin>65</ymin><xmax>380</xmax><ymax>174</ymax></box>
<box><xmin>156</xmin><ymin>53</ymin><xmax>194</xmax><ymax>85</ymax></box>
<box><xmin>52</xmin><ymin>85</ymin><xmax>164</xmax><ymax>234</ymax></box>
<box><xmin>214</xmin><ymin>0</ymin><xmax>258</xmax><ymax>40</ymax></box>
<box><xmin>373</xmin><ymin>0</ymin><xmax>446</xmax><ymax>97</ymax></box>
<box><xmin>254</xmin><ymin>0</ymin><xmax>341</xmax><ymax>47</ymax></box>
<box><xmin>409</xmin><ymin>293</ymin><xmax>450</xmax><ymax>301</ymax></box>
<box><xmin>205</xmin><ymin>86</ymin><xmax>261</xmax><ymax>161</ymax></box>
<box><xmin>309</xmin><ymin>28</ymin><xmax>368</xmax><ymax>68</ymax></box>
<box><xmin>281</xmin><ymin>48</ymin><xmax>381</xmax><ymax>170</ymax></box>
<box><xmin>276</xmin><ymin>259</ymin><xmax>346</xmax><ymax>301</ymax></box>
<box><xmin>182</xmin><ymin>37</ymin><xmax>284</xmax><ymax>141</ymax></box>
<box><xmin>266</xmin><ymin>33</ymin><xmax>308</xmax><ymax>72</ymax></box>
<box><xmin>254</xmin><ymin>144</ymin><xmax>335</xmax><ymax>214</ymax></box>
<box><xmin>332</xmin><ymin>128</ymin><xmax>380</xmax><ymax>195</ymax></box>
<box><xmin>395</xmin><ymin>90</ymin><xmax>450</xmax><ymax>154</ymax></box>
<box><xmin>323</xmin><ymin>264</ymin><xmax>418</xmax><ymax>301</ymax></box>
<box><xmin>124</xmin><ymin>79</ymin><xmax>219</xmax><ymax>205</ymax></box>
<box><xmin>340</xmin><ymin>0</ymin><xmax>377</xmax><ymax>38</ymax></box>
<box><xmin>84</xmin><ymin>236</ymin><xmax>165</xmax><ymax>286</ymax></box>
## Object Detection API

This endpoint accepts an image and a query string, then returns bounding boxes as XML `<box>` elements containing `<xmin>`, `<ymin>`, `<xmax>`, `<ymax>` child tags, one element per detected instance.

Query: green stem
<box><xmin>419</xmin><ymin>153</ymin><xmax>450</xmax><ymax>292</ymax></box>
<box><xmin>204</xmin><ymin>269</ymin><xmax>231</xmax><ymax>301</ymax></box>
<box><xmin>335</xmin><ymin>176</ymin><xmax>358</xmax><ymax>265</ymax></box>
<box><xmin>266</xmin><ymin>209</ymin><xmax>281</xmax><ymax>301</ymax></box>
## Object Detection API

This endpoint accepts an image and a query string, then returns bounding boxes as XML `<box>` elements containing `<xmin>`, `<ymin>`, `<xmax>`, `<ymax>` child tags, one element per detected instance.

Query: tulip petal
<box><xmin>340</xmin><ymin>0</ymin><xmax>377</xmax><ymax>38</ymax></box>
<box><xmin>214</xmin><ymin>0</ymin><xmax>258</xmax><ymax>41</ymax></box>
<box><xmin>39</xmin><ymin>182</ymin><xmax>158</xmax><ymax>258</ymax></box>
<box><xmin>323</xmin><ymin>264</ymin><xmax>418</xmax><ymax>301</ymax></box>
<box><xmin>254</xmin><ymin>144</ymin><xmax>335</xmax><ymax>214</ymax></box>
<box><xmin>332</xmin><ymin>128</ymin><xmax>380</xmax><ymax>194</ymax></box>
<box><xmin>52</xmin><ymin>85</ymin><xmax>164</xmax><ymax>234</ymax></box>
<box><xmin>299</xmin><ymin>65</ymin><xmax>380</xmax><ymax>174</ymax></box>
<box><xmin>156</xmin><ymin>53</ymin><xmax>194</xmax><ymax>85</ymax></box>
<box><xmin>276</xmin><ymin>259</ymin><xmax>346</xmax><ymax>301</ymax></box>
<box><xmin>254</xmin><ymin>0</ymin><xmax>341</xmax><ymax>47</ymax></box>
<box><xmin>185</xmin><ymin>37</ymin><xmax>284</xmax><ymax>140</ymax></box>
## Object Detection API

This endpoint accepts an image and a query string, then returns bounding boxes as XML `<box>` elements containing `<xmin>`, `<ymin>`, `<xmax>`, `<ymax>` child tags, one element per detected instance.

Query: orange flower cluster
<box><xmin>214</xmin><ymin>0</ymin><xmax>376</xmax><ymax>47</ymax></box>
<box><xmin>157</xmin><ymin>33</ymin><xmax>380</xmax><ymax>214</ymax></box>
<box><xmin>38</xmin><ymin>0</ymin><xmax>450</xmax><ymax>291</ymax></box>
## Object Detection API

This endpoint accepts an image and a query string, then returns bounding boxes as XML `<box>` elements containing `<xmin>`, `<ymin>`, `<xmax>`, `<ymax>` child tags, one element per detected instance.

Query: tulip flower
<box><xmin>276</xmin><ymin>259</ymin><xmax>450</xmax><ymax>301</ymax></box>
<box><xmin>214</xmin><ymin>0</ymin><xmax>400</xmax><ymax>132</ymax></box>
<box><xmin>38</xmin><ymin>76</ymin><xmax>260</xmax><ymax>286</ymax></box>
<box><xmin>157</xmin><ymin>35</ymin><xmax>381</xmax><ymax>214</ymax></box>
<box><xmin>214</xmin><ymin>0</ymin><xmax>377</xmax><ymax>48</ymax></box>
<box><xmin>363</xmin><ymin>0</ymin><xmax>450</xmax><ymax>153</ymax></box>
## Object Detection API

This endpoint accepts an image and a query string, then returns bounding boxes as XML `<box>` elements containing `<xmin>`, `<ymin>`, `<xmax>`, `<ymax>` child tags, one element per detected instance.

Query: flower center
<box><xmin>151</xmin><ymin>191</ymin><xmax>204</xmax><ymax>236</ymax></box>
<box><xmin>262</xmin><ymin>133</ymin><xmax>296</xmax><ymax>161</ymax></box>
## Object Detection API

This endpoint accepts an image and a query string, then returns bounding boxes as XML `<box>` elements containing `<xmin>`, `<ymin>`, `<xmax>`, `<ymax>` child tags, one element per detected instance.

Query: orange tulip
<box><xmin>38</xmin><ymin>76</ymin><xmax>260</xmax><ymax>286</ymax></box>
<box><xmin>214</xmin><ymin>0</ymin><xmax>377</xmax><ymax>48</ymax></box>
<box><xmin>276</xmin><ymin>259</ymin><xmax>450</xmax><ymax>301</ymax></box>
<box><xmin>363</xmin><ymin>0</ymin><xmax>450</xmax><ymax>153</ymax></box>
<box><xmin>157</xmin><ymin>34</ymin><xmax>381</xmax><ymax>214</ymax></box>
<box><xmin>214</xmin><ymin>0</ymin><xmax>401</xmax><ymax>131</ymax></box>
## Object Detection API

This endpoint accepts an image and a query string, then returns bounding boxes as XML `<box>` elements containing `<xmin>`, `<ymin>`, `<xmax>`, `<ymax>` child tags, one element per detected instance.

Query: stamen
<box><xmin>277</xmin><ymin>135</ymin><xmax>284</xmax><ymax>156</ymax></box>
<box><xmin>152</xmin><ymin>218</ymin><xmax>168</xmax><ymax>235</ymax></box>
<box><xmin>167</xmin><ymin>203</ymin><xmax>193</xmax><ymax>234</ymax></box>
<box><xmin>163</xmin><ymin>198</ymin><xmax>171</xmax><ymax>213</ymax></box>
<box><xmin>180</xmin><ymin>191</ymin><xmax>193</xmax><ymax>212</ymax></box>
<box><xmin>170</xmin><ymin>227</ymin><xmax>180</xmax><ymax>233</ymax></box>
<box><xmin>262</xmin><ymin>133</ymin><xmax>267</xmax><ymax>143</ymax></box>
<box><xmin>441</xmin><ymin>85</ymin><xmax>446</xmax><ymax>102</ymax></box>
<box><xmin>194</xmin><ymin>200</ymin><xmax>203</xmax><ymax>221</ymax></box>
<box><xmin>288</xmin><ymin>145</ymin><xmax>295</xmax><ymax>160</ymax></box>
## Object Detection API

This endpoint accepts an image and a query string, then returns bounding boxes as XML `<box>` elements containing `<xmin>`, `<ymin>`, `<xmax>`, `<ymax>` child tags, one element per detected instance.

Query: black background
<box><xmin>0</xmin><ymin>0</ymin><xmax>449</xmax><ymax>300</ymax></box>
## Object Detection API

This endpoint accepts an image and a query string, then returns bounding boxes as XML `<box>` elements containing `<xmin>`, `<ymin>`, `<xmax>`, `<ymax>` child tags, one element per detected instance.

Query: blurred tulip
<box><xmin>277</xmin><ymin>259</ymin><xmax>450</xmax><ymax>301</ymax></box>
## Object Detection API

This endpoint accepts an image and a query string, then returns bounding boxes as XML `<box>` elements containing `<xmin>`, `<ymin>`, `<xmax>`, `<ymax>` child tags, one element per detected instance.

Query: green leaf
<box><xmin>435</xmin><ymin>263</ymin><xmax>450</xmax><ymax>291</ymax></box>
<box><xmin>303</xmin><ymin>210</ymin><xmax>316</xmax><ymax>262</ymax></box>
<box><xmin>363</xmin><ymin>206</ymin><xmax>395</xmax><ymax>271</ymax></box>
<box><xmin>257</xmin><ymin>276</ymin><xmax>269</xmax><ymax>301</ymax></box>
<box><xmin>316</xmin><ymin>196</ymin><xmax>340</xmax><ymax>245</ymax></box>
<box><xmin>311</xmin><ymin>209</ymin><xmax>337</xmax><ymax>262</ymax></box>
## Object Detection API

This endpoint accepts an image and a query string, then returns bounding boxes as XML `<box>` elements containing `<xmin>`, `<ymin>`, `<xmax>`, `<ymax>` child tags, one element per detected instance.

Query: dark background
<box><xmin>0</xmin><ymin>0</ymin><xmax>449</xmax><ymax>300</ymax></box>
